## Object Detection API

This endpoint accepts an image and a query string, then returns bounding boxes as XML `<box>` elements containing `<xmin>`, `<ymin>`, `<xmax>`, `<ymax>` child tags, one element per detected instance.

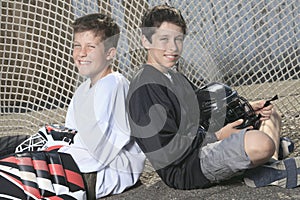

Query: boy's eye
<box><xmin>160</xmin><ymin>38</ymin><xmax>168</xmax><ymax>41</ymax></box>
<box><xmin>175</xmin><ymin>37</ymin><xmax>184</xmax><ymax>42</ymax></box>
<box><xmin>73</xmin><ymin>44</ymin><xmax>81</xmax><ymax>48</ymax></box>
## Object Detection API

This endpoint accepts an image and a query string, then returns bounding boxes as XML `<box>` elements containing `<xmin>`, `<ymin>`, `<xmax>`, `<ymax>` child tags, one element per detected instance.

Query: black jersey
<box><xmin>127</xmin><ymin>64</ymin><xmax>210</xmax><ymax>189</ymax></box>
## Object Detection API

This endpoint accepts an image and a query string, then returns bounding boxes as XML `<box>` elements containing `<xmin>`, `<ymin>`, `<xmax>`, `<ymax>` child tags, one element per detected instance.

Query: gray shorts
<box><xmin>199</xmin><ymin>130</ymin><xmax>251</xmax><ymax>183</ymax></box>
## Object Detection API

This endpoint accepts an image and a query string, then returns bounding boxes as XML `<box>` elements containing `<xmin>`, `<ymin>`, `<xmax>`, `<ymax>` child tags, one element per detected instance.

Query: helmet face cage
<box><xmin>15</xmin><ymin>124</ymin><xmax>77</xmax><ymax>153</ymax></box>
<box><xmin>226</xmin><ymin>96</ymin><xmax>249</xmax><ymax>123</ymax></box>
<box><xmin>15</xmin><ymin>130</ymin><xmax>48</xmax><ymax>153</ymax></box>
<box><xmin>225</xmin><ymin>95</ymin><xmax>261</xmax><ymax>128</ymax></box>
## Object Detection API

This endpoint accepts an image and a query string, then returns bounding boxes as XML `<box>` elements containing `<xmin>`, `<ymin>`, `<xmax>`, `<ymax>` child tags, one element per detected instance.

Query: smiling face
<box><xmin>142</xmin><ymin>22</ymin><xmax>184</xmax><ymax>73</ymax></box>
<box><xmin>72</xmin><ymin>30</ymin><xmax>115</xmax><ymax>86</ymax></box>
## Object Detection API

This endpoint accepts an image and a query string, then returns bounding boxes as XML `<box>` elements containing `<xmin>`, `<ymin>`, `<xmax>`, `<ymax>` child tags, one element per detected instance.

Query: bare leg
<box><xmin>259</xmin><ymin>108</ymin><xmax>281</xmax><ymax>160</ymax></box>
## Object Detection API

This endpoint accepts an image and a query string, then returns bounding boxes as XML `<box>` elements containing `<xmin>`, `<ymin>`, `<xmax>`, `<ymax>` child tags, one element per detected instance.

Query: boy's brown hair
<box><xmin>141</xmin><ymin>5</ymin><xmax>187</xmax><ymax>42</ymax></box>
<box><xmin>72</xmin><ymin>13</ymin><xmax>120</xmax><ymax>50</ymax></box>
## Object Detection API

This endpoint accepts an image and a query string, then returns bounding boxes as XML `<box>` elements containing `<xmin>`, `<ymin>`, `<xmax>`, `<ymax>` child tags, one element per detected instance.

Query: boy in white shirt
<box><xmin>58</xmin><ymin>13</ymin><xmax>145</xmax><ymax>199</ymax></box>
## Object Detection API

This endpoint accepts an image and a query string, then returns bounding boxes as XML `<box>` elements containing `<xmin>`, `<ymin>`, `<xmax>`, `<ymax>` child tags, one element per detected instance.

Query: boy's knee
<box><xmin>244</xmin><ymin>131</ymin><xmax>275</xmax><ymax>165</ymax></box>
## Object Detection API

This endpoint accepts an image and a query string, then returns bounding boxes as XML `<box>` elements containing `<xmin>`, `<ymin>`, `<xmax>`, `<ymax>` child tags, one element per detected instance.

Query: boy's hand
<box><xmin>250</xmin><ymin>100</ymin><xmax>273</xmax><ymax>121</ymax></box>
<box><xmin>215</xmin><ymin>119</ymin><xmax>252</xmax><ymax>140</ymax></box>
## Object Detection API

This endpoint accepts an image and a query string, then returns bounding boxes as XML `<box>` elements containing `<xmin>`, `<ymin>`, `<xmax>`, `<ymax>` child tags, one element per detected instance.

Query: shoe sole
<box><xmin>244</xmin><ymin>157</ymin><xmax>300</xmax><ymax>189</ymax></box>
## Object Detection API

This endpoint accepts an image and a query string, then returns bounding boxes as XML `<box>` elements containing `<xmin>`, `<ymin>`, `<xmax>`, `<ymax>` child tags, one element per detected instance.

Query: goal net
<box><xmin>1</xmin><ymin>0</ymin><xmax>299</xmax><ymax>136</ymax></box>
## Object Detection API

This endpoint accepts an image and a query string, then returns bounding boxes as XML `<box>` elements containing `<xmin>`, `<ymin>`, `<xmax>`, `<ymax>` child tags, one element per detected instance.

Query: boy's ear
<box><xmin>106</xmin><ymin>47</ymin><xmax>117</xmax><ymax>60</ymax></box>
<box><xmin>141</xmin><ymin>35</ymin><xmax>151</xmax><ymax>49</ymax></box>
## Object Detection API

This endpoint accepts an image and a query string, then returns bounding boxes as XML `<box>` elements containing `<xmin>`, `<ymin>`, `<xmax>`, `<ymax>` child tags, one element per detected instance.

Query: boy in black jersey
<box><xmin>127</xmin><ymin>4</ymin><xmax>300</xmax><ymax>189</ymax></box>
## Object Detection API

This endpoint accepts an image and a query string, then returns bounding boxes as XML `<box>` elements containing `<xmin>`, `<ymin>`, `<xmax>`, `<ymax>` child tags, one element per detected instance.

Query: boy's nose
<box><xmin>79</xmin><ymin>48</ymin><xmax>87</xmax><ymax>56</ymax></box>
<box><xmin>168</xmin><ymin>40</ymin><xmax>178</xmax><ymax>51</ymax></box>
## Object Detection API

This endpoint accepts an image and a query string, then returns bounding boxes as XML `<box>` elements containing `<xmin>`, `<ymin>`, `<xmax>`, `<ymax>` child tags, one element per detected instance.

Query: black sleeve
<box><xmin>127</xmin><ymin>81</ymin><xmax>210</xmax><ymax>189</ymax></box>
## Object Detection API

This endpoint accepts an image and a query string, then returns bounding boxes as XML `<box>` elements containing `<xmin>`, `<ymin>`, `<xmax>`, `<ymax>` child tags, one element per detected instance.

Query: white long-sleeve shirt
<box><xmin>59</xmin><ymin>72</ymin><xmax>145</xmax><ymax>198</ymax></box>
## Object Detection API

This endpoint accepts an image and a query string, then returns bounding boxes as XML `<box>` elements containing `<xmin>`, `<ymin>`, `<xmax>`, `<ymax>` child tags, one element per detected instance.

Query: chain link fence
<box><xmin>0</xmin><ymin>0</ymin><xmax>299</xmax><ymax>136</ymax></box>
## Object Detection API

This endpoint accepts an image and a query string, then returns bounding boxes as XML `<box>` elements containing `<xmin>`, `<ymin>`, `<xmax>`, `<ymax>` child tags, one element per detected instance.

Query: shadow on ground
<box><xmin>103</xmin><ymin>177</ymin><xmax>300</xmax><ymax>200</ymax></box>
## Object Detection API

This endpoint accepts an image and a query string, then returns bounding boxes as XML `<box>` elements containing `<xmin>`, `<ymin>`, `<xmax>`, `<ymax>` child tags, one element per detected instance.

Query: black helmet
<box><xmin>196</xmin><ymin>82</ymin><xmax>261</xmax><ymax>132</ymax></box>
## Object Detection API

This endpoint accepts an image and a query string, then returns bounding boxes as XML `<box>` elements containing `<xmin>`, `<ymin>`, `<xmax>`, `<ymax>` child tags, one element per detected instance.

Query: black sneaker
<box><xmin>278</xmin><ymin>137</ymin><xmax>295</xmax><ymax>160</ymax></box>
<box><xmin>244</xmin><ymin>157</ymin><xmax>300</xmax><ymax>189</ymax></box>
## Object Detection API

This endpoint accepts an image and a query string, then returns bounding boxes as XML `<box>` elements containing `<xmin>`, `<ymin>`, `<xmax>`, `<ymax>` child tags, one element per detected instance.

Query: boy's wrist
<box><xmin>215</xmin><ymin>130</ymin><xmax>223</xmax><ymax>140</ymax></box>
